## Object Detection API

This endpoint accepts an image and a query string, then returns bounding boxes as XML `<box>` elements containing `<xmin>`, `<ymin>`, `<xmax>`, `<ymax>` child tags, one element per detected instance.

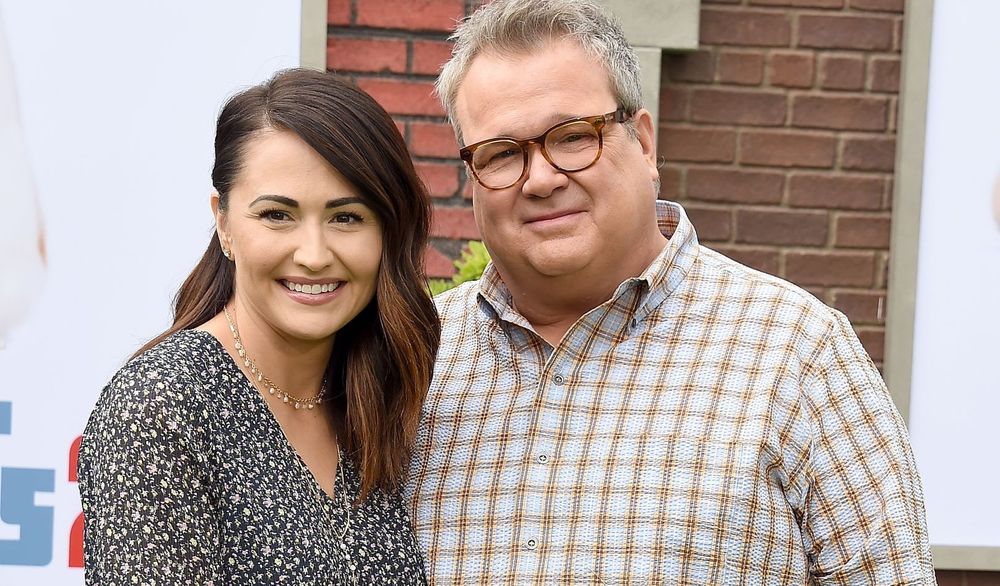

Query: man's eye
<box><xmin>561</xmin><ymin>133</ymin><xmax>588</xmax><ymax>143</ymax></box>
<box><xmin>487</xmin><ymin>149</ymin><xmax>519</xmax><ymax>164</ymax></box>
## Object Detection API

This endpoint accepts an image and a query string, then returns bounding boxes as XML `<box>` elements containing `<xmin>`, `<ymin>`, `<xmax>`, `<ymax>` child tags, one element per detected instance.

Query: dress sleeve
<box><xmin>799</xmin><ymin>312</ymin><xmax>935</xmax><ymax>585</ymax></box>
<box><xmin>78</xmin><ymin>357</ymin><xmax>222</xmax><ymax>585</ymax></box>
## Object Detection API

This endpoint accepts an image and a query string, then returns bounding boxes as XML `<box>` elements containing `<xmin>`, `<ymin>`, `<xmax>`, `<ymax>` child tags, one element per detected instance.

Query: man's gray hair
<box><xmin>436</xmin><ymin>0</ymin><xmax>643</xmax><ymax>144</ymax></box>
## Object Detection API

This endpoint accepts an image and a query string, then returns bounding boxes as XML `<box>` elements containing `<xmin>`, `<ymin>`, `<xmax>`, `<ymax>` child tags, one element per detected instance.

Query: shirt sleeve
<box><xmin>800</xmin><ymin>311</ymin><xmax>935</xmax><ymax>585</ymax></box>
<box><xmin>78</xmin><ymin>358</ymin><xmax>222</xmax><ymax>585</ymax></box>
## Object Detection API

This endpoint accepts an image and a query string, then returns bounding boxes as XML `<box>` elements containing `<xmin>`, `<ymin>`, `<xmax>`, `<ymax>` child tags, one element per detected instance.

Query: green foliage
<box><xmin>428</xmin><ymin>240</ymin><xmax>491</xmax><ymax>296</ymax></box>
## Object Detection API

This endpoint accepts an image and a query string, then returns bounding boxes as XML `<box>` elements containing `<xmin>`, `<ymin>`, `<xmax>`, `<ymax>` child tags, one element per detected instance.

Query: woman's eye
<box><xmin>333</xmin><ymin>212</ymin><xmax>363</xmax><ymax>224</ymax></box>
<box><xmin>258</xmin><ymin>209</ymin><xmax>291</xmax><ymax>222</ymax></box>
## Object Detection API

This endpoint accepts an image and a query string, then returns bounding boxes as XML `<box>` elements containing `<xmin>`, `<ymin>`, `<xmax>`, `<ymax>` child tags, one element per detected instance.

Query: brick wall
<box><xmin>329</xmin><ymin>3</ymin><xmax>1000</xmax><ymax>583</ymax></box>
<box><xmin>327</xmin><ymin>0</ymin><xmax>473</xmax><ymax>278</ymax></box>
<box><xmin>327</xmin><ymin>2</ymin><xmax>898</xmax><ymax>360</ymax></box>
<box><xmin>328</xmin><ymin>0</ymin><xmax>898</xmax><ymax>367</ymax></box>
<box><xmin>660</xmin><ymin>0</ymin><xmax>902</xmax><ymax>371</ymax></box>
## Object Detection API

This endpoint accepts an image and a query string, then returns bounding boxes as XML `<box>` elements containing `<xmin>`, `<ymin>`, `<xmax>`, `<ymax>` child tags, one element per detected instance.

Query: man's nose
<box><xmin>521</xmin><ymin>143</ymin><xmax>568</xmax><ymax>198</ymax></box>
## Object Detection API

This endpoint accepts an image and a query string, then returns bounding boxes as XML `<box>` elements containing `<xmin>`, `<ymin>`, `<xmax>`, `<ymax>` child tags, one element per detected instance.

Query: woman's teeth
<box><xmin>282</xmin><ymin>281</ymin><xmax>340</xmax><ymax>294</ymax></box>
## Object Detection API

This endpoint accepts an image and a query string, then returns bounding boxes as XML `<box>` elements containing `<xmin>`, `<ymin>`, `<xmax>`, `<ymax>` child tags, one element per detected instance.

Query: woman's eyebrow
<box><xmin>249</xmin><ymin>194</ymin><xmax>297</xmax><ymax>207</ymax></box>
<box><xmin>247</xmin><ymin>195</ymin><xmax>364</xmax><ymax>208</ymax></box>
<box><xmin>326</xmin><ymin>196</ymin><xmax>364</xmax><ymax>208</ymax></box>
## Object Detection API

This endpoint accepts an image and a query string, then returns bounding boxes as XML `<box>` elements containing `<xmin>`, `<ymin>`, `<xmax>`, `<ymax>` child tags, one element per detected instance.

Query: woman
<box><xmin>78</xmin><ymin>69</ymin><xmax>440</xmax><ymax>584</ymax></box>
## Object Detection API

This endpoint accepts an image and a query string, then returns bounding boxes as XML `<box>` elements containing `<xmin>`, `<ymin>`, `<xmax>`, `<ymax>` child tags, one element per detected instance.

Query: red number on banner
<box><xmin>69</xmin><ymin>514</ymin><xmax>84</xmax><ymax>568</ymax></box>
<box><xmin>68</xmin><ymin>435</ymin><xmax>83</xmax><ymax>568</ymax></box>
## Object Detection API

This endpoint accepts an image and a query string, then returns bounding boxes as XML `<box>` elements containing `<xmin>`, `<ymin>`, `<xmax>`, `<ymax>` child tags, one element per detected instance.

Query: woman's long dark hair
<box><xmin>137</xmin><ymin>69</ymin><xmax>440</xmax><ymax>497</ymax></box>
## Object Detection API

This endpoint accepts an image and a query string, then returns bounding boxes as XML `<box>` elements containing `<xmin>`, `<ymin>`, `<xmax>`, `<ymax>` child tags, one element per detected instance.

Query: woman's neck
<box><xmin>200</xmin><ymin>301</ymin><xmax>333</xmax><ymax>397</ymax></box>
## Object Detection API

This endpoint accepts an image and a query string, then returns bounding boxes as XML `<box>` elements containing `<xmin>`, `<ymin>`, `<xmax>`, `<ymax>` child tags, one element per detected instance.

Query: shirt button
<box><xmin>537</xmin><ymin>454</ymin><xmax>549</xmax><ymax>464</ymax></box>
<box><xmin>552</xmin><ymin>374</ymin><xmax>566</xmax><ymax>385</ymax></box>
<box><xmin>526</xmin><ymin>538</ymin><xmax>537</xmax><ymax>550</ymax></box>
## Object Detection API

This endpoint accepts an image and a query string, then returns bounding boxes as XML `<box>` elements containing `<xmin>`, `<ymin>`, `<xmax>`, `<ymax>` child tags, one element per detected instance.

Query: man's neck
<box><xmin>498</xmin><ymin>237</ymin><xmax>668</xmax><ymax>347</ymax></box>
<box><xmin>506</xmin><ymin>277</ymin><xmax>617</xmax><ymax>346</ymax></box>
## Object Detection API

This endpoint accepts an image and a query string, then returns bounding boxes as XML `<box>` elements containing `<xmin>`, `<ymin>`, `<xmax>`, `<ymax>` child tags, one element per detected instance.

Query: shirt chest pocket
<box><xmin>559</xmin><ymin>436</ymin><xmax>749</xmax><ymax>586</ymax></box>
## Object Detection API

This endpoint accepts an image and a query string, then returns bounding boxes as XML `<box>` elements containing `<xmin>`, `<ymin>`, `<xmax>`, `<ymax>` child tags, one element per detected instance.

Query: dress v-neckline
<box><xmin>192</xmin><ymin>329</ymin><xmax>344</xmax><ymax>503</ymax></box>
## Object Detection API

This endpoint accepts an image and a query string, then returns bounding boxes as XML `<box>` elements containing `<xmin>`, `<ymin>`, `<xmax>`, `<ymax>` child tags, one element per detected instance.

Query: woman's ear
<box><xmin>211</xmin><ymin>190</ymin><xmax>233</xmax><ymax>258</ymax></box>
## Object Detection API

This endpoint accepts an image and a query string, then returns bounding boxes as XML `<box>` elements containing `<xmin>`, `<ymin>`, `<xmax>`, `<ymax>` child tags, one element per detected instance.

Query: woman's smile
<box><xmin>279</xmin><ymin>278</ymin><xmax>346</xmax><ymax>306</ymax></box>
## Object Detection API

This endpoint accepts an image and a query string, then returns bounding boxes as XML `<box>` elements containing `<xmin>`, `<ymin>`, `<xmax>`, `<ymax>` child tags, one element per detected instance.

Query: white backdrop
<box><xmin>908</xmin><ymin>0</ymin><xmax>1000</xmax><ymax>551</ymax></box>
<box><xmin>0</xmin><ymin>1</ymin><xmax>302</xmax><ymax>581</ymax></box>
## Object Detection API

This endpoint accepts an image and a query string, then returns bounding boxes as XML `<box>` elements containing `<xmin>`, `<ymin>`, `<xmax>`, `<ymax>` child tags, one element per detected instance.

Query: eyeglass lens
<box><xmin>471</xmin><ymin>120</ymin><xmax>601</xmax><ymax>188</ymax></box>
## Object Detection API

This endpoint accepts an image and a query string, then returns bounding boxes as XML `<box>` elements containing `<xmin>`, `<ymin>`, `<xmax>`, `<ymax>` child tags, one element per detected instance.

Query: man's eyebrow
<box><xmin>495</xmin><ymin>111</ymin><xmax>594</xmax><ymax>139</ymax></box>
<box><xmin>248</xmin><ymin>195</ymin><xmax>365</xmax><ymax>208</ymax></box>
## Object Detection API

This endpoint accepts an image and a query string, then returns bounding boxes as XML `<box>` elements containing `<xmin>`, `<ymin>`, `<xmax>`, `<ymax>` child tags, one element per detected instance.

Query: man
<box><xmin>405</xmin><ymin>0</ymin><xmax>936</xmax><ymax>584</ymax></box>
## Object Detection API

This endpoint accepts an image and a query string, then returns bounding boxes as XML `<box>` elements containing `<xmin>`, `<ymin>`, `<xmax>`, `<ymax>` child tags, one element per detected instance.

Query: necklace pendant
<box><xmin>225</xmin><ymin>305</ymin><xmax>325</xmax><ymax>414</ymax></box>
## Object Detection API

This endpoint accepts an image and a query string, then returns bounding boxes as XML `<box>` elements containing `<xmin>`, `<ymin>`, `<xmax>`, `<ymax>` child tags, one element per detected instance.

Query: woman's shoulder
<box><xmin>91</xmin><ymin>330</ymin><xmax>225</xmax><ymax>432</ymax></box>
<box><xmin>79</xmin><ymin>331</ymin><xmax>224</xmax><ymax>498</ymax></box>
<box><xmin>113</xmin><ymin>330</ymin><xmax>222</xmax><ymax>388</ymax></box>
<box><xmin>130</xmin><ymin>328</ymin><xmax>224</xmax><ymax>368</ymax></box>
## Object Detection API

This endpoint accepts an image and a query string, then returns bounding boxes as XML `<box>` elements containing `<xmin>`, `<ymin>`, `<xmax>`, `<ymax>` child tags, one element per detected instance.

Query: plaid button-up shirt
<box><xmin>406</xmin><ymin>201</ymin><xmax>935</xmax><ymax>585</ymax></box>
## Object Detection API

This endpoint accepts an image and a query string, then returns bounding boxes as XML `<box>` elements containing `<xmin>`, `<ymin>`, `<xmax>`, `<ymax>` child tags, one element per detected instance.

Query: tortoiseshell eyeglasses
<box><xmin>459</xmin><ymin>108</ymin><xmax>631</xmax><ymax>190</ymax></box>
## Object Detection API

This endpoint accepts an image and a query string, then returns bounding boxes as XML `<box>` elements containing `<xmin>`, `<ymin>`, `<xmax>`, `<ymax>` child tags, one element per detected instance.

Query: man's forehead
<box><xmin>456</xmin><ymin>97</ymin><xmax>611</xmax><ymax>146</ymax></box>
<box><xmin>454</xmin><ymin>44</ymin><xmax>615</xmax><ymax>142</ymax></box>
<box><xmin>467</xmin><ymin>104</ymin><xmax>592</xmax><ymax>139</ymax></box>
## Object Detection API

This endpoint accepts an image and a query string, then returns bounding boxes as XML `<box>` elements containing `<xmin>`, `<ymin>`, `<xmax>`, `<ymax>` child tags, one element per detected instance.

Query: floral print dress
<box><xmin>78</xmin><ymin>330</ymin><xmax>427</xmax><ymax>585</ymax></box>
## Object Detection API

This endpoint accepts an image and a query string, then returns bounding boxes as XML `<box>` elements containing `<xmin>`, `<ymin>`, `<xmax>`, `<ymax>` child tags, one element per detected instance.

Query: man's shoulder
<box><xmin>691</xmin><ymin>245</ymin><xmax>842</xmax><ymax>334</ymax></box>
<box><xmin>432</xmin><ymin>280</ymin><xmax>483</xmax><ymax>321</ymax></box>
<box><xmin>430</xmin><ymin>281</ymin><xmax>498</xmax><ymax>369</ymax></box>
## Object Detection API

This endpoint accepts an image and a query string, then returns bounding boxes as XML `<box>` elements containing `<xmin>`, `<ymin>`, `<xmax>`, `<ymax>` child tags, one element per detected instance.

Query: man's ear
<box><xmin>632</xmin><ymin>108</ymin><xmax>658</xmax><ymax>180</ymax></box>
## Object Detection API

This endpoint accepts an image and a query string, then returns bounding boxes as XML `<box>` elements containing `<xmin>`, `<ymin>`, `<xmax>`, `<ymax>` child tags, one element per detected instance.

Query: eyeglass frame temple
<box><xmin>459</xmin><ymin>107</ymin><xmax>631</xmax><ymax>190</ymax></box>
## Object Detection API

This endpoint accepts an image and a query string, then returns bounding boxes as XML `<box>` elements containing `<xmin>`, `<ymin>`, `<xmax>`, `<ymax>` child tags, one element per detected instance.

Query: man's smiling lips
<box><xmin>524</xmin><ymin>210</ymin><xmax>585</xmax><ymax>226</ymax></box>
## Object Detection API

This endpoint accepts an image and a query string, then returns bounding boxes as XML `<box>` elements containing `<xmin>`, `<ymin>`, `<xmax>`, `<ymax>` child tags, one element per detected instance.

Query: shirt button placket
<box><xmin>519</xmin><ymin>369</ymin><xmax>562</xmax><ymax>572</ymax></box>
